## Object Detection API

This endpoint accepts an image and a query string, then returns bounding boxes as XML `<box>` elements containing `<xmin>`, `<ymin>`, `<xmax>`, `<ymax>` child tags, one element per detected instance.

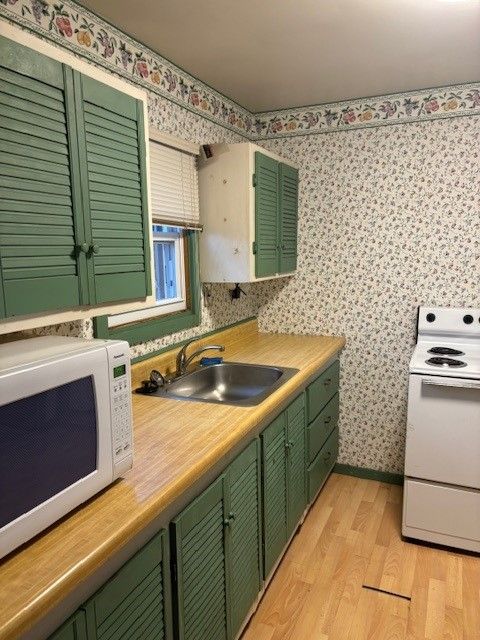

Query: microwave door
<box><xmin>0</xmin><ymin>348</ymin><xmax>113</xmax><ymax>557</ymax></box>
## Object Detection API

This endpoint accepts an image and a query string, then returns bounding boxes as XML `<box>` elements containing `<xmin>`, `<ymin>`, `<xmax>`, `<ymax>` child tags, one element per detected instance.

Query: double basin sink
<box><xmin>149</xmin><ymin>362</ymin><xmax>299</xmax><ymax>406</ymax></box>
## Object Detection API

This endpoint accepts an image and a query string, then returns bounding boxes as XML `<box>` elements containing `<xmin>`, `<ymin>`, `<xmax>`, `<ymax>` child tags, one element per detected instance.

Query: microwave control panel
<box><xmin>107</xmin><ymin>341</ymin><xmax>133</xmax><ymax>467</ymax></box>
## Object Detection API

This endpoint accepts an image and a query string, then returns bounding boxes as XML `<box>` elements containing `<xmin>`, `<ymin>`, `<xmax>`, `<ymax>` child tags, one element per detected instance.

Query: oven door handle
<box><xmin>422</xmin><ymin>378</ymin><xmax>480</xmax><ymax>390</ymax></box>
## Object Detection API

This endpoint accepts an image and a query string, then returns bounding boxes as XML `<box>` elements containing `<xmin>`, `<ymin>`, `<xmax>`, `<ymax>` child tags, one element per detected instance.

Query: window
<box><xmin>95</xmin><ymin>132</ymin><xmax>202</xmax><ymax>344</ymax></box>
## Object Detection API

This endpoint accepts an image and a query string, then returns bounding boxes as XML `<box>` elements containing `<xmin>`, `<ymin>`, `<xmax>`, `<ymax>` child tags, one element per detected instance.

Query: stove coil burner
<box><xmin>428</xmin><ymin>346</ymin><xmax>465</xmax><ymax>356</ymax></box>
<box><xmin>426</xmin><ymin>356</ymin><xmax>467</xmax><ymax>368</ymax></box>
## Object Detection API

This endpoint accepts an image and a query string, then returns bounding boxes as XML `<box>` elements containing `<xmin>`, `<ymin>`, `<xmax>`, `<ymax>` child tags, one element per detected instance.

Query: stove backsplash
<box><xmin>256</xmin><ymin>115</ymin><xmax>480</xmax><ymax>474</ymax></box>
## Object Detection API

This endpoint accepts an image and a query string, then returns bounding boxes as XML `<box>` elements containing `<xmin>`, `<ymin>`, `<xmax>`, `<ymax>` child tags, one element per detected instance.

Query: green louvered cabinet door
<box><xmin>279</xmin><ymin>163</ymin><xmax>299</xmax><ymax>274</ymax></box>
<box><xmin>226</xmin><ymin>440</ymin><xmax>262</xmax><ymax>638</ymax></box>
<box><xmin>0</xmin><ymin>35</ymin><xmax>87</xmax><ymax>318</ymax></box>
<box><xmin>261</xmin><ymin>412</ymin><xmax>288</xmax><ymax>578</ymax></box>
<box><xmin>74</xmin><ymin>72</ymin><xmax>150</xmax><ymax>305</ymax></box>
<box><xmin>254</xmin><ymin>151</ymin><xmax>279</xmax><ymax>278</ymax></box>
<box><xmin>172</xmin><ymin>476</ymin><xmax>229</xmax><ymax>640</ymax></box>
<box><xmin>82</xmin><ymin>531</ymin><xmax>172</xmax><ymax>640</ymax></box>
<box><xmin>285</xmin><ymin>394</ymin><xmax>307</xmax><ymax>537</ymax></box>
<box><xmin>49</xmin><ymin>611</ymin><xmax>87</xmax><ymax>640</ymax></box>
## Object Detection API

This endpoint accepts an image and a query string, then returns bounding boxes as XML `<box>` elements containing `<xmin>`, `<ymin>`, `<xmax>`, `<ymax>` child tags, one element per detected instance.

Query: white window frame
<box><xmin>108</xmin><ymin>132</ymin><xmax>200</xmax><ymax>329</ymax></box>
<box><xmin>109</xmin><ymin>227</ymin><xmax>187</xmax><ymax>328</ymax></box>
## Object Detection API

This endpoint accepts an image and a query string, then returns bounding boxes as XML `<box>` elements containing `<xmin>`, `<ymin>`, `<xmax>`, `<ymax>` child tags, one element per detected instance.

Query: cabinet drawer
<box><xmin>84</xmin><ymin>531</ymin><xmax>170</xmax><ymax>640</ymax></box>
<box><xmin>307</xmin><ymin>360</ymin><xmax>340</xmax><ymax>423</ymax></box>
<box><xmin>307</xmin><ymin>393</ymin><xmax>339</xmax><ymax>464</ymax></box>
<box><xmin>308</xmin><ymin>426</ymin><xmax>338</xmax><ymax>503</ymax></box>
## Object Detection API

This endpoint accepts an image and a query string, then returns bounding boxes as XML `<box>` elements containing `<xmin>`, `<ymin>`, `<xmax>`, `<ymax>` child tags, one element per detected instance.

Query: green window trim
<box><xmin>93</xmin><ymin>230</ymin><xmax>200</xmax><ymax>346</ymax></box>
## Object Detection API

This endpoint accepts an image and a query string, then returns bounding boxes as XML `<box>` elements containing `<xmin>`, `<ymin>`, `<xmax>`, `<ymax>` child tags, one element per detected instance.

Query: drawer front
<box><xmin>308</xmin><ymin>426</ymin><xmax>338</xmax><ymax>503</ymax></box>
<box><xmin>403</xmin><ymin>479</ymin><xmax>480</xmax><ymax>551</ymax></box>
<box><xmin>307</xmin><ymin>360</ymin><xmax>340</xmax><ymax>423</ymax></box>
<box><xmin>307</xmin><ymin>393</ymin><xmax>339</xmax><ymax>464</ymax></box>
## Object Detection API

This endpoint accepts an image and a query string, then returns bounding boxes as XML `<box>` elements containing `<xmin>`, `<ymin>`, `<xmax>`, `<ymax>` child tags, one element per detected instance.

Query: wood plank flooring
<box><xmin>242</xmin><ymin>473</ymin><xmax>480</xmax><ymax>640</ymax></box>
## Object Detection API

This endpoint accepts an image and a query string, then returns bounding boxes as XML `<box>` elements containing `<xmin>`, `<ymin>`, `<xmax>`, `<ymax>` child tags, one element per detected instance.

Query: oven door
<box><xmin>0</xmin><ymin>347</ymin><xmax>113</xmax><ymax>558</ymax></box>
<box><xmin>405</xmin><ymin>374</ymin><xmax>480</xmax><ymax>489</ymax></box>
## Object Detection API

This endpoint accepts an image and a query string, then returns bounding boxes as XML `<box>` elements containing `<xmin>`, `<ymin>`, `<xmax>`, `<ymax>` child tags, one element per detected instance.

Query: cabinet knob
<box><xmin>324</xmin><ymin>416</ymin><xmax>332</xmax><ymax>424</ymax></box>
<box><xmin>223</xmin><ymin>512</ymin><xmax>235</xmax><ymax>527</ymax></box>
<box><xmin>323</xmin><ymin>378</ymin><xmax>332</xmax><ymax>387</ymax></box>
<box><xmin>90</xmin><ymin>244</ymin><xmax>100</xmax><ymax>255</ymax></box>
<box><xmin>324</xmin><ymin>451</ymin><xmax>332</xmax><ymax>462</ymax></box>
<box><xmin>77</xmin><ymin>243</ymin><xmax>89</xmax><ymax>254</ymax></box>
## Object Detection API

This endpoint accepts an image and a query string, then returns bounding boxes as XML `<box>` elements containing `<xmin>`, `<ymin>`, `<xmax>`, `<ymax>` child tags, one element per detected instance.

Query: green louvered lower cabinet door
<box><xmin>82</xmin><ymin>531</ymin><xmax>172</xmax><ymax>640</ymax></box>
<box><xmin>49</xmin><ymin>611</ymin><xmax>87</xmax><ymax>640</ymax></box>
<box><xmin>226</xmin><ymin>440</ymin><xmax>262</xmax><ymax>638</ymax></box>
<box><xmin>261</xmin><ymin>412</ymin><xmax>288</xmax><ymax>578</ymax></box>
<box><xmin>172</xmin><ymin>477</ymin><xmax>229</xmax><ymax>640</ymax></box>
<box><xmin>279</xmin><ymin>163</ymin><xmax>299</xmax><ymax>274</ymax></box>
<box><xmin>0</xmin><ymin>35</ymin><xmax>87</xmax><ymax>318</ymax></box>
<box><xmin>285</xmin><ymin>394</ymin><xmax>307</xmax><ymax>537</ymax></box>
<box><xmin>74</xmin><ymin>72</ymin><xmax>150</xmax><ymax>305</ymax></box>
<box><xmin>254</xmin><ymin>151</ymin><xmax>279</xmax><ymax>278</ymax></box>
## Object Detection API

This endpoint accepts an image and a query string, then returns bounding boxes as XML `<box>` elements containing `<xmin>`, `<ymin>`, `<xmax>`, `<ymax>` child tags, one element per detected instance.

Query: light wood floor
<box><xmin>242</xmin><ymin>473</ymin><xmax>480</xmax><ymax>640</ymax></box>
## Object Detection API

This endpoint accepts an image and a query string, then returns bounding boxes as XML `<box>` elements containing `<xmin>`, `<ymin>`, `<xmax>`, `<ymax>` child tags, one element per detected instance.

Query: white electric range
<box><xmin>403</xmin><ymin>306</ymin><xmax>480</xmax><ymax>552</ymax></box>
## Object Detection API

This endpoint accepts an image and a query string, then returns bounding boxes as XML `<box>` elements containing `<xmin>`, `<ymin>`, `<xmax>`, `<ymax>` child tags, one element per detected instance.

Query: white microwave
<box><xmin>0</xmin><ymin>336</ymin><xmax>133</xmax><ymax>560</ymax></box>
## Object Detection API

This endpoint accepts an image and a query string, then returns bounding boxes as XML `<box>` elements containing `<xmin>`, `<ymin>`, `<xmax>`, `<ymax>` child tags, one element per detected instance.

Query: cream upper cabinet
<box><xmin>198</xmin><ymin>142</ymin><xmax>299</xmax><ymax>283</ymax></box>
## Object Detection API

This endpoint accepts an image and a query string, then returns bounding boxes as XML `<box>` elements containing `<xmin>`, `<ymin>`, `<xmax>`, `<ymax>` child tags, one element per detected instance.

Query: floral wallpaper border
<box><xmin>255</xmin><ymin>84</ymin><xmax>480</xmax><ymax>138</ymax></box>
<box><xmin>0</xmin><ymin>0</ymin><xmax>479</xmax><ymax>139</ymax></box>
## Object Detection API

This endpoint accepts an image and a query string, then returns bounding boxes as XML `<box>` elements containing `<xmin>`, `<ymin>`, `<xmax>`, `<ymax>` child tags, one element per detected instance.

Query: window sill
<box><xmin>94</xmin><ymin>307</ymin><xmax>200</xmax><ymax>346</ymax></box>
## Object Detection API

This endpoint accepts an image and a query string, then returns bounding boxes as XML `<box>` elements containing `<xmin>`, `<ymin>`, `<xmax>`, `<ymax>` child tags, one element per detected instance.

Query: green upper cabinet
<box><xmin>254</xmin><ymin>151</ymin><xmax>299</xmax><ymax>278</ymax></box>
<box><xmin>198</xmin><ymin>143</ymin><xmax>298</xmax><ymax>283</ymax></box>
<box><xmin>254</xmin><ymin>152</ymin><xmax>280</xmax><ymax>278</ymax></box>
<box><xmin>0</xmin><ymin>35</ymin><xmax>86</xmax><ymax>317</ymax></box>
<box><xmin>73</xmin><ymin>73</ymin><xmax>150</xmax><ymax>305</ymax></box>
<box><xmin>171</xmin><ymin>440</ymin><xmax>262</xmax><ymax>640</ymax></box>
<box><xmin>279</xmin><ymin>163</ymin><xmax>299</xmax><ymax>274</ymax></box>
<box><xmin>0</xmin><ymin>35</ymin><xmax>150</xmax><ymax>320</ymax></box>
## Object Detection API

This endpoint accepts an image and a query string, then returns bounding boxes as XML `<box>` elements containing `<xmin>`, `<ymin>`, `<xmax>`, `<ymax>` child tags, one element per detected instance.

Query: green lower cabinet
<box><xmin>285</xmin><ymin>394</ymin><xmax>307</xmax><ymax>538</ymax></box>
<box><xmin>306</xmin><ymin>360</ymin><xmax>340</xmax><ymax>424</ymax></box>
<box><xmin>171</xmin><ymin>440</ymin><xmax>262</xmax><ymax>640</ymax></box>
<box><xmin>49</xmin><ymin>611</ymin><xmax>87</xmax><ymax>640</ymax></box>
<box><xmin>261</xmin><ymin>392</ymin><xmax>307</xmax><ymax>579</ymax></box>
<box><xmin>307</xmin><ymin>393</ymin><xmax>339</xmax><ymax>464</ymax></box>
<box><xmin>227</xmin><ymin>440</ymin><xmax>262</xmax><ymax>638</ymax></box>
<box><xmin>261</xmin><ymin>412</ymin><xmax>288</xmax><ymax>579</ymax></box>
<box><xmin>308</xmin><ymin>425</ymin><xmax>339</xmax><ymax>503</ymax></box>
<box><xmin>82</xmin><ymin>531</ymin><xmax>172</xmax><ymax>640</ymax></box>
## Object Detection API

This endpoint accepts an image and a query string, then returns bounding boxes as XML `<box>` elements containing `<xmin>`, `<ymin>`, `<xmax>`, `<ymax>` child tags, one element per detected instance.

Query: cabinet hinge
<box><xmin>252</xmin><ymin>241</ymin><xmax>257</xmax><ymax>255</ymax></box>
<box><xmin>252</xmin><ymin>173</ymin><xmax>257</xmax><ymax>187</ymax></box>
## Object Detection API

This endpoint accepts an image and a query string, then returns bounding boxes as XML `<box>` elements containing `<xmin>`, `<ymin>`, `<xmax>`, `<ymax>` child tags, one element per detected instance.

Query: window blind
<box><xmin>149</xmin><ymin>140</ymin><xmax>201</xmax><ymax>229</ymax></box>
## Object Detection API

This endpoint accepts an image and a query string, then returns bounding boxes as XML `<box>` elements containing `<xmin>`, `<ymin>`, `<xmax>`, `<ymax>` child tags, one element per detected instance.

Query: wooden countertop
<box><xmin>0</xmin><ymin>320</ymin><xmax>345</xmax><ymax>639</ymax></box>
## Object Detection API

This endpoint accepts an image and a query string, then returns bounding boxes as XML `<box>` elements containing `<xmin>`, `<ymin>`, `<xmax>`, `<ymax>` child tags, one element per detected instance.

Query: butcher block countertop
<box><xmin>0</xmin><ymin>319</ymin><xmax>345</xmax><ymax>640</ymax></box>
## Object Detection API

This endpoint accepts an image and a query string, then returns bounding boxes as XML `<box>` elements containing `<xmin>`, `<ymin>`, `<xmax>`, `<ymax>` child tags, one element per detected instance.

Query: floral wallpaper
<box><xmin>1</xmin><ymin>0</ymin><xmax>479</xmax><ymax>139</ymax></box>
<box><xmin>2</xmin><ymin>2</ymin><xmax>480</xmax><ymax>474</ymax></box>
<box><xmin>256</xmin><ymin>116</ymin><xmax>480</xmax><ymax>473</ymax></box>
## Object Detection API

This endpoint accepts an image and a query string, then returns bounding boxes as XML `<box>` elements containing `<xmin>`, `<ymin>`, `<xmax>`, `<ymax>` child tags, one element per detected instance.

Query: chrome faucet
<box><xmin>175</xmin><ymin>339</ymin><xmax>225</xmax><ymax>377</ymax></box>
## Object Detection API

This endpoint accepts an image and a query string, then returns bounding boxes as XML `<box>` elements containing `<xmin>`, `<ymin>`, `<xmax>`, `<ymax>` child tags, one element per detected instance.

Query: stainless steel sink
<box><xmin>149</xmin><ymin>362</ymin><xmax>299</xmax><ymax>406</ymax></box>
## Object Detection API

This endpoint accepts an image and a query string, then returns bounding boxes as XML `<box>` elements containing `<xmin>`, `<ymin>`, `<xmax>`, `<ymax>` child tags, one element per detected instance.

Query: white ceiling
<box><xmin>80</xmin><ymin>0</ymin><xmax>480</xmax><ymax>112</ymax></box>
